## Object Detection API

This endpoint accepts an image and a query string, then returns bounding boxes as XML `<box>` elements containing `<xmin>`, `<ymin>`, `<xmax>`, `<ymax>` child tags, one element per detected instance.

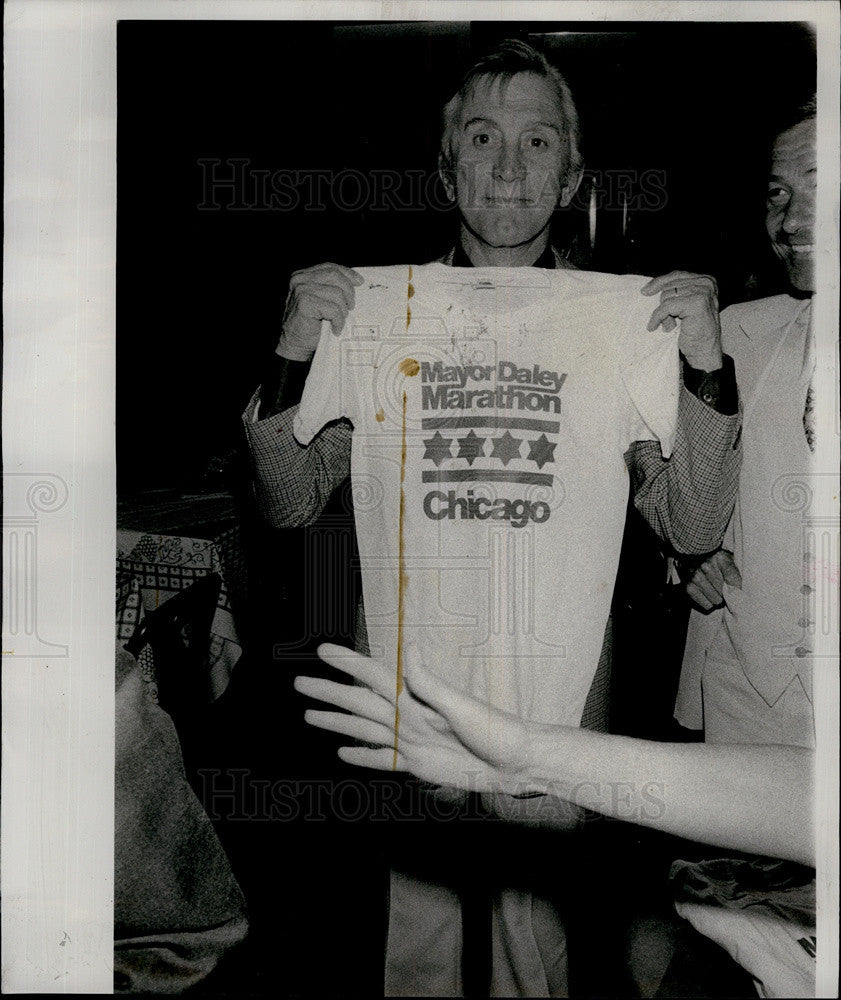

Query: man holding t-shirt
<box><xmin>244</xmin><ymin>40</ymin><xmax>741</xmax><ymax>998</ymax></box>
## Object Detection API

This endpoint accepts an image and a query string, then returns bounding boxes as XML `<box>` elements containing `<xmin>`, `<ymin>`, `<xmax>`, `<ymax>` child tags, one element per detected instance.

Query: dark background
<box><xmin>117</xmin><ymin>19</ymin><xmax>816</xmax><ymax>491</ymax></box>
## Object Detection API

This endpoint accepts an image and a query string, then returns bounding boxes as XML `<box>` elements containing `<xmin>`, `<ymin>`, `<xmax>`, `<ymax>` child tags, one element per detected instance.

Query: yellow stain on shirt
<box><xmin>394</xmin><ymin>389</ymin><xmax>409</xmax><ymax>770</ymax></box>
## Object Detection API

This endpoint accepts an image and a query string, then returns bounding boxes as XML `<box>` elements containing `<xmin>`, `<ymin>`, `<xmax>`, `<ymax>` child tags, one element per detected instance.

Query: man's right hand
<box><xmin>276</xmin><ymin>262</ymin><xmax>364</xmax><ymax>361</ymax></box>
<box><xmin>295</xmin><ymin>642</ymin><xmax>534</xmax><ymax>795</ymax></box>
<box><xmin>686</xmin><ymin>549</ymin><xmax>742</xmax><ymax>611</ymax></box>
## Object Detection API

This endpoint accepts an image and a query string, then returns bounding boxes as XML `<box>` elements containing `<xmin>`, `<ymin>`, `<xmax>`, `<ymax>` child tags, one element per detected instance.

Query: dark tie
<box><xmin>801</xmin><ymin>305</ymin><xmax>816</xmax><ymax>453</ymax></box>
<box><xmin>803</xmin><ymin>378</ymin><xmax>816</xmax><ymax>452</ymax></box>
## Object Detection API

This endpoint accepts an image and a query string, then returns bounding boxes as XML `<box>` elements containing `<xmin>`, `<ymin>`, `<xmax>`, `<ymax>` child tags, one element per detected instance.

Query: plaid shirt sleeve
<box><xmin>626</xmin><ymin>385</ymin><xmax>742</xmax><ymax>556</ymax></box>
<box><xmin>242</xmin><ymin>389</ymin><xmax>351</xmax><ymax>528</ymax></box>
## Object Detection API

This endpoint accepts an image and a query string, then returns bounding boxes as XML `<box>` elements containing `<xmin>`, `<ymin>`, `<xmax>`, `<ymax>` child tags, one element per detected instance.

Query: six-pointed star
<box><xmin>456</xmin><ymin>429</ymin><xmax>487</xmax><ymax>465</ymax></box>
<box><xmin>422</xmin><ymin>430</ymin><xmax>454</xmax><ymax>467</ymax></box>
<box><xmin>490</xmin><ymin>430</ymin><xmax>524</xmax><ymax>466</ymax></box>
<box><xmin>526</xmin><ymin>433</ymin><xmax>556</xmax><ymax>470</ymax></box>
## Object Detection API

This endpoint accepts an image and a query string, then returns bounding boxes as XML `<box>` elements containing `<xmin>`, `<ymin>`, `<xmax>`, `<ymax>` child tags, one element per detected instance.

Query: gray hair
<box><xmin>439</xmin><ymin>39</ymin><xmax>583</xmax><ymax>187</ymax></box>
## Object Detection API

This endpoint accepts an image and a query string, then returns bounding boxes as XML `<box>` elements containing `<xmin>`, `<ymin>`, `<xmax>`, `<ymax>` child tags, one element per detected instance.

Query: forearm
<box><xmin>242</xmin><ymin>390</ymin><xmax>351</xmax><ymax>529</ymax></box>
<box><xmin>629</xmin><ymin>384</ymin><xmax>741</xmax><ymax>554</ymax></box>
<box><xmin>520</xmin><ymin>726</ymin><xmax>814</xmax><ymax>864</ymax></box>
<box><xmin>258</xmin><ymin>351</ymin><xmax>312</xmax><ymax>420</ymax></box>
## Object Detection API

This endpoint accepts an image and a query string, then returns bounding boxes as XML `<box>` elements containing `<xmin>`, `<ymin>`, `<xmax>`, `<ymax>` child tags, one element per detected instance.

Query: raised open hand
<box><xmin>294</xmin><ymin>643</ymin><xmax>536</xmax><ymax>795</ymax></box>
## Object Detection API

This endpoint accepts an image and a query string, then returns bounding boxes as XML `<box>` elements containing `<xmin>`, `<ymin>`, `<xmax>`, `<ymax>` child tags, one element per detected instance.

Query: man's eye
<box><xmin>473</xmin><ymin>133</ymin><xmax>491</xmax><ymax>146</ymax></box>
<box><xmin>767</xmin><ymin>185</ymin><xmax>789</xmax><ymax>205</ymax></box>
<box><xmin>527</xmin><ymin>136</ymin><xmax>548</xmax><ymax>149</ymax></box>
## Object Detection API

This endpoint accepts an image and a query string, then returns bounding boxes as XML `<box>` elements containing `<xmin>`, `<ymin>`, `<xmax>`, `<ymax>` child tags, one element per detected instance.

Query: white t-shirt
<box><xmin>295</xmin><ymin>263</ymin><xmax>678</xmax><ymax>726</ymax></box>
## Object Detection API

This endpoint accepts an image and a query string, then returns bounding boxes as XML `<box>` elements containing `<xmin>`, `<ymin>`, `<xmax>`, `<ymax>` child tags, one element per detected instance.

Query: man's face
<box><xmin>766</xmin><ymin>117</ymin><xmax>816</xmax><ymax>293</ymax></box>
<box><xmin>445</xmin><ymin>72</ymin><xmax>577</xmax><ymax>250</ymax></box>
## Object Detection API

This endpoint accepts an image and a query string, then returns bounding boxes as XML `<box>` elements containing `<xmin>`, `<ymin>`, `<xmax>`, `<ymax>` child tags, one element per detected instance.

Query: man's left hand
<box><xmin>642</xmin><ymin>271</ymin><xmax>723</xmax><ymax>372</ymax></box>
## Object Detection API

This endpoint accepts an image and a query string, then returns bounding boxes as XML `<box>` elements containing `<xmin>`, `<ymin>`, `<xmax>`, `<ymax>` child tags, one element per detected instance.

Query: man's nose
<box><xmin>782</xmin><ymin>189</ymin><xmax>815</xmax><ymax>235</ymax></box>
<box><xmin>494</xmin><ymin>142</ymin><xmax>525</xmax><ymax>182</ymax></box>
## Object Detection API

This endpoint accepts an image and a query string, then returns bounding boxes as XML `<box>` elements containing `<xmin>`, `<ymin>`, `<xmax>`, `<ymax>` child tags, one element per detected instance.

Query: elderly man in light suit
<box><xmin>677</xmin><ymin>99</ymin><xmax>818</xmax><ymax>752</ymax></box>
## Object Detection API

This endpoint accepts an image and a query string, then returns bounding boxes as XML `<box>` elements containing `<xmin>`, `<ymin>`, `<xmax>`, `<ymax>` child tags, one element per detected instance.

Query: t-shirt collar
<box><xmin>451</xmin><ymin>242</ymin><xmax>556</xmax><ymax>270</ymax></box>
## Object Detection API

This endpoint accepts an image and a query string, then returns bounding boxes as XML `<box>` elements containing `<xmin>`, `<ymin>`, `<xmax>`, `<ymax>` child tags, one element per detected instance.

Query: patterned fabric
<box><xmin>116</xmin><ymin>517</ymin><xmax>246</xmax><ymax>700</ymax></box>
<box><xmin>118</xmin><ymin>527</ymin><xmax>243</xmax><ymax>608</ymax></box>
<box><xmin>244</xmin><ymin>391</ymin><xmax>352</xmax><ymax>529</ymax></box>
<box><xmin>116</xmin><ymin>571</ymin><xmax>157</xmax><ymax>700</ymax></box>
<box><xmin>116</xmin><ymin>569</ymin><xmax>144</xmax><ymax>642</ymax></box>
<box><xmin>627</xmin><ymin>388</ymin><xmax>742</xmax><ymax>556</ymax></box>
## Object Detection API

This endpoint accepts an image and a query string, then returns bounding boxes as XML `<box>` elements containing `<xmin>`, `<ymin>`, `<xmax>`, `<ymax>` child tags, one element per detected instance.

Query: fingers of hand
<box><xmin>290</xmin><ymin>262</ymin><xmax>364</xmax><ymax>289</ymax></box>
<box><xmin>294</xmin><ymin>675</ymin><xmax>393</xmax><ymax>727</ymax></box>
<box><xmin>317</xmin><ymin>643</ymin><xmax>395</xmax><ymax>700</ymax></box>
<box><xmin>304</xmin><ymin>709</ymin><xmax>394</xmax><ymax>746</ymax></box>
<box><xmin>403</xmin><ymin>655</ymin><xmax>474</xmax><ymax>733</ymax></box>
<box><xmin>287</xmin><ymin>269</ymin><xmax>360</xmax><ymax>333</ymax></box>
<box><xmin>291</xmin><ymin>275</ymin><xmax>352</xmax><ymax>310</ymax></box>
<box><xmin>641</xmin><ymin>271</ymin><xmax>718</xmax><ymax>296</ymax></box>
<box><xmin>291</xmin><ymin>293</ymin><xmax>347</xmax><ymax>333</ymax></box>
<box><xmin>686</xmin><ymin>580</ymin><xmax>715</xmax><ymax>611</ymax></box>
<box><xmin>338</xmin><ymin>745</ymin><xmax>402</xmax><ymax>771</ymax></box>
<box><xmin>647</xmin><ymin>302</ymin><xmax>678</xmax><ymax>332</ymax></box>
<box><xmin>720</xmin><ymin>553</ymin><xmax>743</xmax><ymax>589</ymax></box>
<box><xmin>689</xmin><ymin>565</ymin><xmax>725</xmax><ymax>608</ymax></box>
<box><xmin>403</xmin><ymin>650</ymin><xmax>447</xmax><ymax>713</ymax></box>
<box><xmin>646</xmin><ymin>285</ymin><xmax>718</xmax><ymax>332</ymax></box>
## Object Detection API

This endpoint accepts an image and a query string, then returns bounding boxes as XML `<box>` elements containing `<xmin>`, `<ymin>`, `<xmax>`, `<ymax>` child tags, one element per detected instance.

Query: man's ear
<box><xmin>438</xmin><ymin>152</ymin><xmax>456</xmax><ymax>203</ymax></box>
<box><xmin>558</xmin><ymin>167</ymin><xmax>583</xmax><ymax>209</ymax></box>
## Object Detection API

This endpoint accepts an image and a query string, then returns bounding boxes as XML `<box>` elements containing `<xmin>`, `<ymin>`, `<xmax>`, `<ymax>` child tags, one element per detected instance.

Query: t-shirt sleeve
<box><xmin>294</xmin><ymin>264</ymin><xmax>409</xmax><ymax>445</ymax></box>
<box><xmin>618</xmin><ymin>282</ymin><xmax>681</xmax><ymax>457</ymax></box>
<box><xmin>293</xmin><ymin>318</ymin><xmax>350</xmax><ymax>445</ymax></box>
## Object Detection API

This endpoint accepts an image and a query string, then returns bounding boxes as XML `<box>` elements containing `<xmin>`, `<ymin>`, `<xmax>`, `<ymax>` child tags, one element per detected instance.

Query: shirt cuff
<box><xmin>681</xmin><ymin>353</ymin><xmax>738</xmax><ymax>415</ymax></box>
<box><xmin>247</xmin><ymin>388</ymin><xmax>261</xmax><ymax>424</ymax></box>
<box><xmin>258</xmin><ymin>354</ymin><xmax>313</xmax><ymax>420</ymax></box>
